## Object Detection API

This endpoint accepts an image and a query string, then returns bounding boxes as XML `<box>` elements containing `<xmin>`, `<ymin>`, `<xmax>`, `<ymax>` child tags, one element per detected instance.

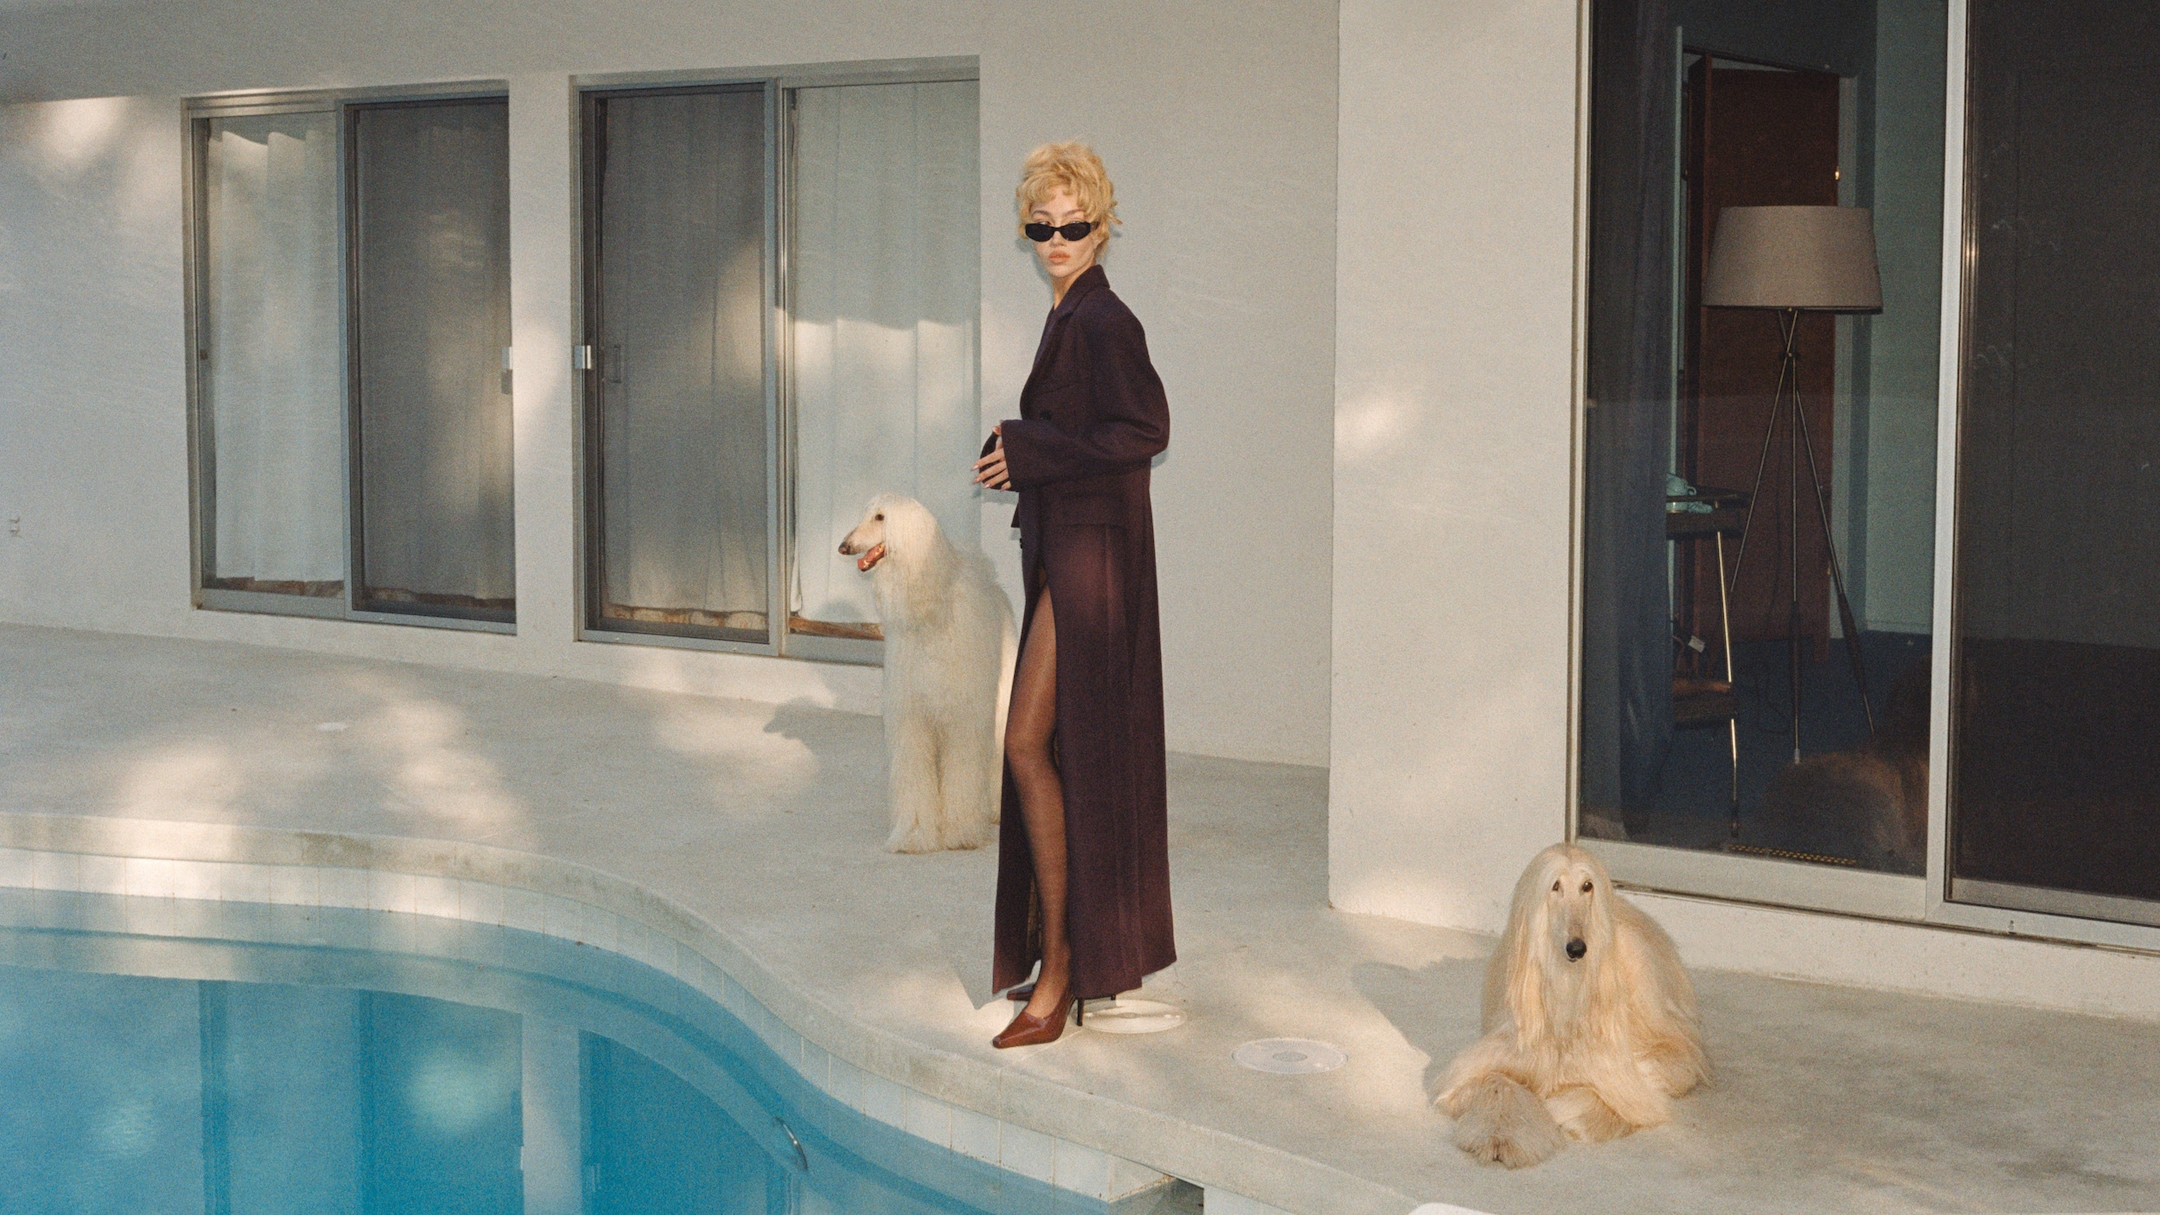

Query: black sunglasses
<box><xmin>1024</xmin><ymin>220</ymin><xmax>1096</xmax><ymax>243</ymax></box>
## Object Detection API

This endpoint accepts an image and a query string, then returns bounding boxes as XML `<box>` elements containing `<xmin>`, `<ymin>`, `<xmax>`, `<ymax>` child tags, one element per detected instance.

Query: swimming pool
<box><xmin>0</xmin><ymin>887</ymin><xmax>1178</xmax><ymax>1215</ymax></box>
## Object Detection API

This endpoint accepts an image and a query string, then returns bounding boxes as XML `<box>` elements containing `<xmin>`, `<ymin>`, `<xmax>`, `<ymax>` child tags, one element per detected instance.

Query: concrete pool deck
<box><xmin>1</xmin><ymin>623</ymin><xmax>2156</xmax><ymax>1215</ymax></box>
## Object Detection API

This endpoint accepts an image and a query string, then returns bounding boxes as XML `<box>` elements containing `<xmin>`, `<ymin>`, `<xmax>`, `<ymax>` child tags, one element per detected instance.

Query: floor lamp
<box><xmin>1703</xmin><ymin>205</ymin><xmax>1883</xmax><ymax>766</ymax></box>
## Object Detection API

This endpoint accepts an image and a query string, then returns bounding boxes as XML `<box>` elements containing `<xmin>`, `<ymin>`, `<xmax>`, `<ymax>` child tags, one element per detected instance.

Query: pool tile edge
<box><xmin>0</xmin><ymin>812</ymin><xmax>1420</xmax><ymax>1215</ymax></box>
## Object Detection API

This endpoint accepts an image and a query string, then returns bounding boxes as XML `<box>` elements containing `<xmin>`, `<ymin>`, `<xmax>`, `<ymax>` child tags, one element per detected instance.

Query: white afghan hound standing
<box><xmin>839</xmin><ymin>494</ymin><xmax>1017</xmax><ymax>853</ymax></box>
<box><xmin>1436</xmin><ymin>843</ymin><xmax>1709</xmax><ymax>1168</ymax></box>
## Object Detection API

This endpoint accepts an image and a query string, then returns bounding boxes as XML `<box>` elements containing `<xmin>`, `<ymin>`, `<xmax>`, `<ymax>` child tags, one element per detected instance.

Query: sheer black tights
<box><xmin>1005</xmin><ymin>589</ymin><xmax>1070</xmax><ymax>1020</ymax></box>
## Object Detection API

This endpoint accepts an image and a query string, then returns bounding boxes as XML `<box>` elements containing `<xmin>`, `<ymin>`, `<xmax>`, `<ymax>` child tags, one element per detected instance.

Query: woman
<box><xmin>973</xmin><ymin>143</ymin><xmax>1173</xmax><ymax>1049</ymax></box>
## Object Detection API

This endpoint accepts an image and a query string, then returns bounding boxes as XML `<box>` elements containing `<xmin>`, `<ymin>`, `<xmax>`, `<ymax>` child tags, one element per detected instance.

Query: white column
<box><xmin>507</xmin><ymin>74</ymin><xmax>579</xmax><ymax>649</ymax></box>
<box><xmin>1330</xmin><ymin>0</ymin><xmax>1583</xmax><ymax>933</ymax></box>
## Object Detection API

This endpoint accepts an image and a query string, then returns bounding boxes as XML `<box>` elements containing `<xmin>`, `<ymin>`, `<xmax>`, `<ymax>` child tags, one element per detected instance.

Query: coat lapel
<box><xmin>1021</xmin><ymin>266</ymin><xmax>1109</xmax><ymax>401</ymax></box>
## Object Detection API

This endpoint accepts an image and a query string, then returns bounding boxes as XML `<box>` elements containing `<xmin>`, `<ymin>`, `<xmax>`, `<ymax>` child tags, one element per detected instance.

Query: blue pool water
<box><xmin>0</xmin><ymin>888</ymin><xmax>1113</xmax><ymax>1215</ymax></box>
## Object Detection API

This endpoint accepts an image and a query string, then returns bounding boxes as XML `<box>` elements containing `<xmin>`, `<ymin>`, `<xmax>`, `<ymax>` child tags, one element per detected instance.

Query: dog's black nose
<box><xmin>1566</xmin><ymin>938</ymin><xmax>1586</xmax><ymax>961</ymax></box>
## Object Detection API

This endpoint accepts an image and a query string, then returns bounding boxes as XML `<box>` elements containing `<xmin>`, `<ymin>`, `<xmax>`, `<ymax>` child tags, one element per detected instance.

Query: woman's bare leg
<box><xmin>1005</xmin><ymin>589</ymin><xmax>1070</xmax><ymax>1020</ymax></box>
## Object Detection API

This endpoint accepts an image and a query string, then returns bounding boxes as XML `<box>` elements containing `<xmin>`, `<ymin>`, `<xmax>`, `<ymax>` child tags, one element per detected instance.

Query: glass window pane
<box><xmin>787</xmin><ymin>80</ymin><xmax>981</xmax><ymax>642</ymax></box>
<box><xmin>1952</xmin><ymin>0</ymin><xmax>2160</xmax><ymax>923</ymax></box>
<box><xmin>1578</xmin><ymin>1</ymin><xmax>1944</xmax><ymax>876</ymax></box>
<box><xmin>198</xmin><ymin>111</ymin><xmax>344</xmax><ymax>600</ymax></box>
<box><xmin>351</xmin><ymin>99</ymin><xmax>515</xmax><ymax>623</ymax></box>
<box><xmin>587</xmin><ymin>89</ymin><xmax>770</xmax><ymax>643</ymax></box>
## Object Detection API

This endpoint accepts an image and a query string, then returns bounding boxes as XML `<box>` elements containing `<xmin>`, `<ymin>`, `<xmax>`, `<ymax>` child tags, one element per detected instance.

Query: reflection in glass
<box><xmin>198</xmin><ymin>111</ymin><xmax>344</xmax><ymax>599</ymax></box>
<box><xmin>583</xmin><ymin>1035</ymin><xmax>774</xmax><ymax>1212</ymax></box>
<box><xmin>351</xmin><ymin>98</ymin><xmax>516</xmax><ymax>623</ymax></box>
<box><xmin>1579</xmin><ymin>0</ymin><xmax>1944</xmax><ymax>873</ymax></box>
<box><xmin>1952</xmin><ymin>0</ymin><xmax>2160</xmax><ymax>923</ymax></box>
<box><xmin>587</xmin><ymin>88</ymin><xmax>771</xmax><ymax>643</ymax></box>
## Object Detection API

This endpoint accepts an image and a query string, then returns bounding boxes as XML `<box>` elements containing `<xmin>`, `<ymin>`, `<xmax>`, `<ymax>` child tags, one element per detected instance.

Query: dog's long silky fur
<box><xmin>841</xmin><ymin>494</ymin><xmax>1017</xmax><ymax>854</ymax></box>
<box><xmin>1436</xmin><ymin>844</ymin><xmax>1709</xmax><ymax>1168</ymax></box>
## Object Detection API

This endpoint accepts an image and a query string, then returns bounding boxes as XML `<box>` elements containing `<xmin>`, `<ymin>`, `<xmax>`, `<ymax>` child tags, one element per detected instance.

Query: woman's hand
<box><xmin>974</xmin><ymin>424</ymin><xmax>1011</xmax><ymax>490</ymax></box>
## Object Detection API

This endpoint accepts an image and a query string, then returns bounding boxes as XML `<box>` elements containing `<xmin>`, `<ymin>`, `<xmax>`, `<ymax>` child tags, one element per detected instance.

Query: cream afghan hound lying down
<box><xmin>1436</xmin><ymin>843</ymin><xmax>1710</xmax><ymax>1168</ymax></box>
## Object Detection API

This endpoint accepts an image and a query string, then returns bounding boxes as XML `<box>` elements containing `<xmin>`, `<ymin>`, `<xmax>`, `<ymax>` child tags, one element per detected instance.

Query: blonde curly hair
<box><xmin>1015</xmin><ymin>141</ymin><xmax>1120</xmax><ymax>242</ymax></box>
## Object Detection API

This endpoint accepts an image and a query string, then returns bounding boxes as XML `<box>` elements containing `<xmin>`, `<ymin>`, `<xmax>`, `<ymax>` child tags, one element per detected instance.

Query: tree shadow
<box><xmin>1351</xmin><ymin>955</ymin><xmax>1488</xmax><ymax>1099</ymax></box>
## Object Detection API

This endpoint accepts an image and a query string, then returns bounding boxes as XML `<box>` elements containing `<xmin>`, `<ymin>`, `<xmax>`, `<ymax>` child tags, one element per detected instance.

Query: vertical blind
<box><xmin>351</xmin><ymin>99</ymin><xmax>516</xmax><ymax>618</ymax></box>
<box><xmin>592</xmin><ymin>88</ymin><xmax>771</xmax><ymax>637</ymax></box>
<box><xmin>200</xmin><ymin>112</ymin><xmax>343</xmax><ymax>594</ymax></box>
<box><xmin>788</xmin><ymin>81</ymin><xmax>981</xmax><ymax>632</ymax></box>
<box><xmin>192</xmin><ymin>80</ymin><xmax>981</xmax><ymax>643</ymax></box>
<box><xmin>1578</xmin><ymin>0</ymin><xmax>1677</xmax><ymax>827</ymax></box>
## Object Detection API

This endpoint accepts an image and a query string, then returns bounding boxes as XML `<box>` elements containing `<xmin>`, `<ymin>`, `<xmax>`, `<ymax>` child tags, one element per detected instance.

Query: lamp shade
<box><xmin>1703</xmin><ymin>205</ymin><xmax>1883</xmax><ymax>312</ymax></box>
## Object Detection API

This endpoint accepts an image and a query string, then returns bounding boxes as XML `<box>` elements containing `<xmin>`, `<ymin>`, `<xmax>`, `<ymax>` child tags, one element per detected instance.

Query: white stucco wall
<box><xmin>0</xmin><ymin>0</ymin><xmax>1337</xmax><ymax>767</ymax></box>
<box><xmin>6</xmin><ymin>0</ymin><xmax>2152</xmax><ymax>1010</ymax></box>
<box><xmin>1328</xmin><ymin>0</ymin><xmax>1583</xmax><ymax>933</ymax></box>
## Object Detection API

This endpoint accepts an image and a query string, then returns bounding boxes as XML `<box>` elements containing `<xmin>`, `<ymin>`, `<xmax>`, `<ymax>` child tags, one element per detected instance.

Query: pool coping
<box><xmin>0</xmin><ymin>810</ymin><xmax>1426</xmax><ymax>1215</ymax></box>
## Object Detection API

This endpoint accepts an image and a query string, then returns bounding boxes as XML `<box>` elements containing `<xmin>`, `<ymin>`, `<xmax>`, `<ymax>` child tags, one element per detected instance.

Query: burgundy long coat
<box><xmin>989</xmin><ymin>265</ymin><xmax>1175</xmax><ymax>1001</ymax></box>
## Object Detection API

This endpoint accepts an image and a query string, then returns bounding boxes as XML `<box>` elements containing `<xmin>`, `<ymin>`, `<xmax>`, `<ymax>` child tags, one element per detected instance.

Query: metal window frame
<box><xmin>1923</xmin><ymin>0</ymin><xmax>2160</xmax><ymax>949</ymax></box>
<box><xmin>574</xmin><ymin>79</ymin><xmax>785</xmax><ymax>656</ymax></box>
<box><xmin>345</xmin><ymin>94</ymin><xmax>518</xmax><ymax>631</ymax></box>
<box><xmin>1563</xmin><ymin>0</ymin><xmax>2160</xmax><ymax>954</ymax></box>
<box><xmin>570</xmin><ymin>59</ymin><xmax>980</xmax><ymax>666</ymax></box>
<box><xmin>184</xmin><ymin>100</ymin><xmax>349</xmax><ymax>624</ymax></box>
<box><xmin>183</xmin><ymin>81</ymin><xmax>516</xmax><ymax>635</ymax></box>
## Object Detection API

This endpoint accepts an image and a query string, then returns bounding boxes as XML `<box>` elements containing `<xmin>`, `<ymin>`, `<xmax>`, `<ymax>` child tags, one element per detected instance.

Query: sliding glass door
<box><xmin>1946</xmin><ymin>0</ymin><xmax>2160</xmax><ymax>929</ymax></box>
<box><xmin>583</xmin><ymin>86</ymin><xmax>774</xmax><ymax>644</ymax></box>
<box><xmin>349</xmin><ymin>99</ymin><xmax>515</xmax><ymax>624</ymax></box>
<box><xmin>1577</xmin><ymin>0</ymin><xmax>2160</xmax><ymax>947</ymax></box>
<box><xmin>190</xmin><ymin>89</ymin><xmax>514</xmax><ymax>630</ymax></box>
<box><xmin>578</xmin><ymin>72</ymin><xmax>981</xmax><ymax>659</ymax></box>
<box><xmin>1576</xmin><ymin>0</ymin><xmax>1947</xmax><ymax>915</ymax></box>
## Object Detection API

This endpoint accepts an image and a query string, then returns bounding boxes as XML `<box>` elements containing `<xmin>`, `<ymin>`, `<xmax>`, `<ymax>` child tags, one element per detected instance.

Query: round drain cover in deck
<box><xmin>1081</xmin><ymin>998</ymin><xmax>1186</xmax><ymax>1034</ymax></box>
<box><xmin>1234</xmin><ymin>1038</ymin><xmax>1345</xmax><ymax>1074</ymax></box>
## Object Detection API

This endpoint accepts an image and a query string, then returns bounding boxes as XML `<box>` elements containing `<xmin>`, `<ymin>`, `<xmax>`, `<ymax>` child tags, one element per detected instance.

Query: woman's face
<box><xmin>1030</xmin><ymin>188</ymin><xmax>1105</xmax><ymax>291</ymax></box>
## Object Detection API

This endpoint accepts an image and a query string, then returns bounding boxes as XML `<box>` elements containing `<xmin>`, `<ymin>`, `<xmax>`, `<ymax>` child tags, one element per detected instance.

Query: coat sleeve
<box><xmin>999</xmin><ymin>305</ymin><xmax>1169</xmax><ymax>487</ymax></box>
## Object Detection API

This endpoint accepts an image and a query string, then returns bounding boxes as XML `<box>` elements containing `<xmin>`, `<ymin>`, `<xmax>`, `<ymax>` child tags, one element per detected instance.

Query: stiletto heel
<box><xmin>992</xmin><ymin>995</ymin><xmax>1082</xmax><ymax>1049</ymax></box>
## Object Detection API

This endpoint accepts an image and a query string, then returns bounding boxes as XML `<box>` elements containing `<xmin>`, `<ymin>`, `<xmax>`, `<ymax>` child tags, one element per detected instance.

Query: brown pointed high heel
<box><xmin>992</xmin><ymin>994</ymin><xmax>1083</xmax><ymax>1049</ymax></box>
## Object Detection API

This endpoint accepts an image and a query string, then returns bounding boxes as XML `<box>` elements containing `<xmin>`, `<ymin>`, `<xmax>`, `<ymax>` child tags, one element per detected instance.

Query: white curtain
<box><xmin>352</xmin><ymin>100</ymin><xmax>516</xmax><ymax>609</ymax></box>
<box><xmin>201</xmin><ymin>112</ymin><xmax>343</xmax><ymax>589</ymax></box>
<box><xmin>595</xmin><ymin>89</ymin><xmax>769</xmax><ymax>630</ymax></box>
<box><xmin>790</xmin><ymin>81</ymin><xmax>980</xmax><ymax>628</ymax></box>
